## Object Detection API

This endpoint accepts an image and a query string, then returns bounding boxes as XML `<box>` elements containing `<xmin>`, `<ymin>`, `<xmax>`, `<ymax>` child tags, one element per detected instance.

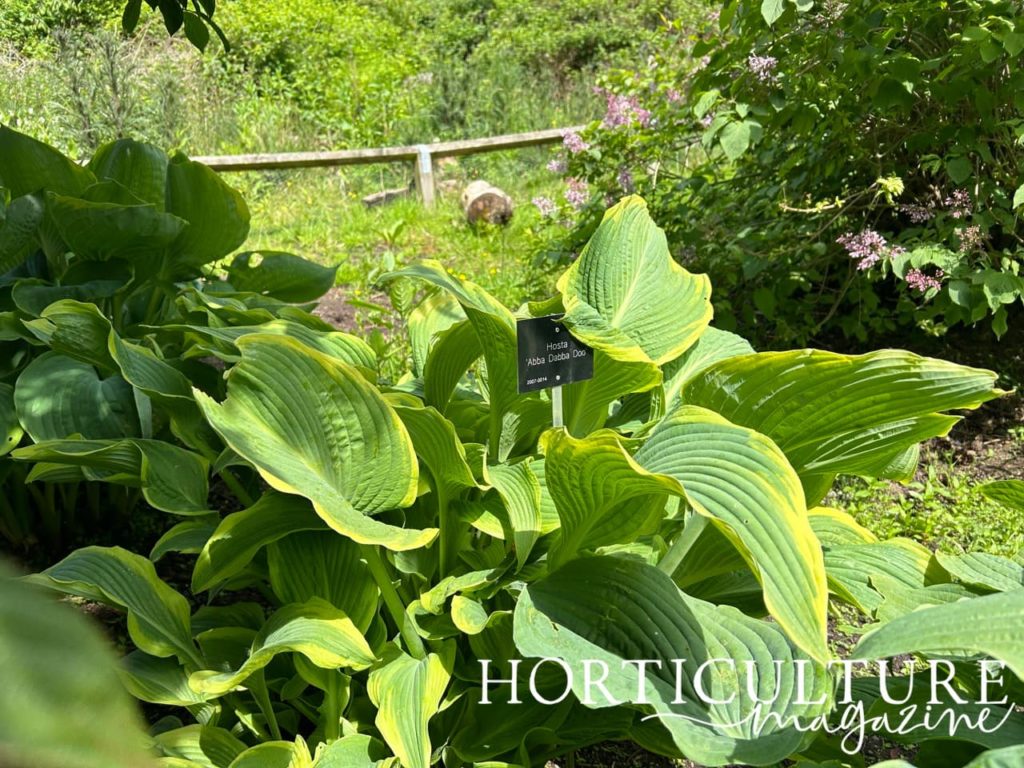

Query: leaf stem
<box><xmin>658</xmin><ymin>513</ymin><xmax>708</xmax><ymax>577</ymax></box>
<box><xmin>248</xmin><ymin>669</ymin><xmax>282</xmax><ymax>740</ymax></box>
<box><xmin>361</xmin><ymin>544</ymin><xmax>426</xmax><ymax>660</ymax></box>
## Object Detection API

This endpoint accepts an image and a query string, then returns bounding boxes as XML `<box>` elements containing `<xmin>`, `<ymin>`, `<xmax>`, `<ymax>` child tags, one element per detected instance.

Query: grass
<box><xmin>828</xmin><ymin>447</ymin><xmax>1024</xmax><ymax>558</ymax></box>
<box><xmin>234</xmin><ymin>148</ymin><xmax>568</xmax><ymax>308</ymax></box>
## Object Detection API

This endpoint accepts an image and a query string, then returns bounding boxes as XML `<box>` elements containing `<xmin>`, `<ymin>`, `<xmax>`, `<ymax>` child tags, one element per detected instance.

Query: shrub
<box><xmin>2</xmin><ymin>126</ymin><xmax>1022</xmax><ymax>767</ymax></box>
<box><xmin>547</xmin><ymin>0</ymin><xmax>1024</xmax><ymax>344</ymax></box>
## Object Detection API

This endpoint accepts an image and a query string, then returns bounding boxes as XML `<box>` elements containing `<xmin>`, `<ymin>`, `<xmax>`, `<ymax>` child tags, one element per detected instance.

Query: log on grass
<box><xmin>462</xmin><ymin>180</ymin><xmax>513</xmax><ymax>225</ymax></box>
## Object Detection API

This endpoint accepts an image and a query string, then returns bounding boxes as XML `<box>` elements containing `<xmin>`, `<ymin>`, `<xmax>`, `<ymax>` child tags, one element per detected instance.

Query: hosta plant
<box><xmin>2</xmin><ymin>137</ymin><xmax>1021</xmax><ymax>768</ymax></box>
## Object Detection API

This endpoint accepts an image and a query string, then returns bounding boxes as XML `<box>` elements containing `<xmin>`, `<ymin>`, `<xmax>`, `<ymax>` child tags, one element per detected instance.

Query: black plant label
<box><xmin>516</xmin><ymin>314</ymin><xmax>594</xmax><ymax>393</ymax></box>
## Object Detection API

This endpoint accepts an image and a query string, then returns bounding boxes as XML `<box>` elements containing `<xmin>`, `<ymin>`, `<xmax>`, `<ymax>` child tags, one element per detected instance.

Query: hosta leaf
<box><xmin>194</xmin><ymin>335</ymin><xmax>432</xmax><ymax>551</ymax></box>
<box><xmin>0</xmin><ymin>125</ymin><xmax>95</xmax><ymax>198</ymax></box>
<box><xmin>268</xmin><ymin>532</ymin><xmax>378</xmax><ymax>632</ymax></box>
<box><xmin>45</xmin><ymin>192</ymin><xmax>186</xmax><ymax>261</ymax></box>
<box><xmin>514</xmin><ymin>556</ymin><xmax>831</xmax><ymax>766</ymax></box>
<box><xmin>557</xmin><ymin>196</ymin><xmax>712</xmax><ymax>365</ymax></box>
<box><xmin>367</xmin><ymin>647</ymin><xmax>452</xmax><ymax>768</ymax></box>
<box><xmin>393</xmin><ymin>404</ymin><xmax>477</xmax><ymax>499</ymax></box>
<box><xmin>226</xmin><ymin>743</ymin><xmax>297</xmax><ymax>768</ymax></box>
<box><xmin>0</xmin><ymin>562</ymin><xmax>153</xmax><ymax>768</ymax></box>
<box><xmin>408</xmin><ymin>291</ymin><xmax>465</xmax><ymax>377</ymax></box>
<box><xmin>807</xmin><ymin>507</ymin><xmax>877</xmax><ymax>547</ymax></box>
<box><xmin>312</xmin><ymin>734</ymin><xmax>392</xmax><ymax>767</ymax></box>
<box><xmin>25</xmin><ymin>299</ymin><xmax>117</xmax><ymax>372</ymax></box>
<box><xmin>0</xmin><ymin>193</ymin><xmax>44</xmax><ymax>272</ymax></box>
<box><xmin>0</xmin><ymin>382</ymin><xmax>22</xmax><ymax>456</ymax></box>
<box><xmin>965</xmin><ymin>746</ymin><xmax>1024</xmax><ymax>768</ymax></box>
<box><xmin>562</xmin><ymin>350</ymin><xmax>661</xmax><ymax>436</ymax></box>
<box><xmin>388</xmin><ymin>261</ymin><xmax>517</xmax><ymax>452</ymax></box>
<box><xmin>823</xmin><ymin>539</ymin><xmax>945</xmax><ymax>613</ymax></box>
<box><xmin>486</xmin><ymin>459</ymin><xmax>542</xmax><ymax>570</ymax></box>
<box><xmin>13</xmin><ymin>438</ymin><xmax>210</xmax><ymax>515</ymax></box>
<box><xmin>979</xmin><ymin>479</ymin><xmax>1024</xmax><ymax>512</ymax></box>
<box><xmin>193</xmin><ymin>492</ymin><xmax>328</xmax><ymax>592</ymax></box>
<box><xmin>541</xmin><ymin>429</ymin><xmax>674</xmax><ymax>568</ymax></box>
<box><xmin>685</xmin><ymin>350</ymin><xmax>1003</xmax><ymax>501</ymax></box>
<box><xmin>872</xmin><ymin>577</ymin><xmax>978</xmax><ymax>623</ymax></box>
<box><xmin>89</xmin><ymin>139</ymin><xmax>169</xmax><ymax>209</ymax></box>
<box><xmin>168</xmin><ymin>321</ymin><xmax>376</xmax><ymax>375</ymax></box>
<box><xmin>661</xmin><ymin>327</ymin><xmax>753</xmax><ymax>410</ymax></box>
<box><xmin>422</xmin><ymin>319</ymin><xmax>482</xmax><ymax>412</ymax></box>
<box><xmin>151</xmin><ymin>519</ymin><xmax>218</xmax><ymax>561</ymax></box>
<box><xmin>934</xmin><ymin>551</ymin><xmax>1024</xmax><ymax>593</ymax></box>
<box><xmin>634</xmin><ymin>405</ymin><xmax>829</xmax><ymax>662</ymax></box>
<box><xmin>226</xmin><ymin>251</ymin><xmax>337</xmax><ymax>303</ymax></box>
<box><xmin>15</xmin><ymin>353</ymin><xmax>139</xmax><ymax>440</ymax></box>
<box><xmin>165</xmin><ymin>154</ymin><xmax>249</xmax><ymax>269</ymax></box>
<box><xmin>853</xmin><ymin>589</ymin><xmax>1024</xmax><ymax>678</ymax></box>
<box><xmin>190</xmin><ymin>599</ymin><xmax>376</xmax><ymax>695</ymax></box>
<box><xmin>121</xmin><ymin>651</ymin><xmax>210</xmax><ymax>706</ymax></box>
<box><xmin>28</xmin><ymin>546</ymin><xmax>201</xmax><ymax>666</ymax></box>
<box><xmin>155</xmin><ymin>725</ymin><xmax>246</xmax><ymax>768</ymax></box>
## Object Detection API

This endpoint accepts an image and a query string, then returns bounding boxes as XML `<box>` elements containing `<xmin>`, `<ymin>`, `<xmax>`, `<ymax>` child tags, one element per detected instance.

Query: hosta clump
<box><xmin>3</xmin><ymin>148</ymin><xmax>1021</xmax><ymax>768</ymax></box>
<box><xmin>0</xmin><ymin>125</ymin><xmax>338</xmax><ymax>553</ymax></box>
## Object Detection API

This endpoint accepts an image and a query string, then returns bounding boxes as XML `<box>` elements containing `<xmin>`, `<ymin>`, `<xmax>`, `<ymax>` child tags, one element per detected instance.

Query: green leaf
<box><xmin>1013</xmin><ymin>184</ymin><xmax>1024</xmax><ymax>210</ymax></box>
<box><xmin>0</xmin><ymin>125</ymin><xmax>95</xmax><ymax>198</ymax></box>
<box><xmin>807</xmin><ymin>506</ymin><xmax>877</xmax><ymax>547</ymax></box>
<box><xmin>685</xmin><ymin>350</ymin><xmax>1003</xmax><ymax>501</ymax></box>
<box><xmin>823</xmin><ymin>538</ymin><xmax>944</xmax><ymax>613</ymax></box>
<box><xmin>28</xmin><ymin>546</ymin><xmax>201</xmax><ymax>666</ymax></box>
<box><xmin>193</xmin><ymin>492</ymin><xmax>327</xmax><ymax>592</ymax></box>
<box><xmin>965</xmin><ymin>747</ymin><xmax>1024</xmax><ymax>768</ymax></box>
<box><xmin>367</xmin><ymin>647</ymin><xmax>452</xmax><ymax>768</ymax></box>
<box><xmin>557</xmin><ymin>196</ymin><xmax>711</xmax><ymax>365</ymax></box>
<box><xmin>15</xmin><ymin>353</ymin><xmax>139</xmax><ymax>441</ymax></box>
<box><xmin>422</xmin><ymin>319</ymin><xmax>482</xmax><ymax>412</ymax></box>
<box><xmin>13</xmin><ymin>438</ymin><xmax>211</xmax><ymax>515</ymax></box>
<box><xmin>946</xmin><ymin>156</ymin><xmax>973</xmax><ymax>184</ymax></box>
<box><xmin>761</xmin><ymin>0</ymin><xmax>785</xmax><ymax>24</ymax></box>
<box><xmin>486</xmin><ymin>459</ymin><xmax>542</xmax><ymax>570</ymax></box>
<box><xmin>194</xmin><ymin>335</ymin><xmax>433</xmax><ymax>551</ymax></box>
<box><xmin>155</xmin><ymin>725</ymin><xmax>246</xmax><ymax>768</ymax></box>
<box><xmin>979</xmin><ymin>479</ymin><xmax>1024</xmax><ymax>512</ymax></box>
<box><xmin>190</xmin><ymin>599</ymin><xmax>375</xmax><ymax>695</ymax></box>
<box><xmin>312</xmin><ymin>734</ymin><xmax>392</xmax><ymax>767</ymax></box>
<box><xmin>89</xmin><ymin>139</ymin><xmax>168</xmax><ymax>209</ymax></box>
<box><xmin>562</xmin><ymin>350</ymin><xmax>661</xmax><ymax>436</ymax></box>
<box><xmin>0</xmin><ymin>382</ymin><xmax>22</xmax><ymax>456</ymax></box>
<box><xmin>853</xmin><ymin>589</ymin><xmax>1024</xmax><ymax>679</ymax></box>
<box><xmin>268</xmin><ymin>532</ymin><xmax>378</xmax><ymax>631</ymax></box>
<box><xmin>0</xmin><ymin>193</ymin><xmax>44</xmax><ymax>272</ymax></box>
<box><xmin>720</xmin><ymin>121</ymin><xmax>753</xmax><ymax>160</ymax></box>
<box><xmin>634</xmin><ymin>405</ymin><xmax>829</xmax><ymax>662</ymax></box>
<box><xmin>393</xmin><ymin>404</ymin><xmax>477</xmax><ymax>500</ymax></box>
<box><xmin>935</xmin><ymin>551</ymin><xmax>1024</xmax><ymax>593</ymax></box>
<box><xmin>121</xmin><ymin>651</ymin><xmax>210</xmax><ymax>706</ymax></box>
<box><xmin>0</xmin><ymin>562</ymin><xmax>153</xmax><ymax>768</ymax></box>
<box><xmin>165</xmin><ymin>154</ymin><xmax>249</xmax><ymax>270</ymax></box>
<box><xmin>151</xmin><ymin>519</ymin><xmax>217</xmax><ymax>561</ymax></box>
<box><xmin>541</xmin><ymin>429</ymin><xmax>674</xmax><ymax>568</ymax></box>
<box><xmin>183</xmin><ymin>12</ymin><xmax>210</xmax><ymax>51</ymax></box>
<box><xmin>514</xmin><ymin>556</ymin><xmax>831</xmax><ymax>765</ymax></box>
<box><xmin>45</xmin><ymin>192</ymin><xmax>187</xmax><ymax>261</ymax></box>
<box><xmin>226</xmin><ymin>251</ymin><xmax>337</xmax><ymax>303</ymax></box>
<box><xmin>407</xmin><ymin>292</ymin><xmax>465</xmax><ymax>377</ymax></box>
<box><xmin>661</xmin><ymin>327</ymin><xmax>753</xmax><ymax>411</ymax></box>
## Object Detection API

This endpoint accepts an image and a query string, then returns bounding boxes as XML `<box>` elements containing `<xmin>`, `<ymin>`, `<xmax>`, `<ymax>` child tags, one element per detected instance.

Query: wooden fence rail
<box><xmin>192</xmin><ymin>126</ymin><xmax>583</xmax><ymax>209</ymax></box>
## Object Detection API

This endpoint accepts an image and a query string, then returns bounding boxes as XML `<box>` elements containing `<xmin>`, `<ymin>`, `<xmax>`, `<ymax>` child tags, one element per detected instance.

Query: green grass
<box><xmin>828</xmin><ymin>449</ymin><xmax>1024</xmax><ymax>558</ymax></box>
<box><xmin>234</xmin><ymin>149</ymin><xmax>567</xmax><ymax>308</ymax></box>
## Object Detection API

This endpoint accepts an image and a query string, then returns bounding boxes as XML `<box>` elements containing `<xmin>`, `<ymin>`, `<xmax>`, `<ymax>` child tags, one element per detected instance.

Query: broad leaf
<box><xmin>226</xmin><ymin>251</ymin><xmax>337</xmax><ymax>303</ymax></box>
<box><xmin>514</xmin><ymin>556</ymin><xmax>831</xmax><ymax>766</ymax></box>
<box><xmin>194</xmin><ymin>335</ymin><xmax>432</xmax><ymax>551</ymax></box>
<box><xmin>28</xmin><ymin>546</ymin><xmax>201</xmax><ymax>666</ymax></box>
<box><xmin>190</xmin><ymin>599</ymin><xmax>375</xmax><ymax>695</ymax></box>
<box><xmin>557</xmin><ymin>195</ymin><xmax>711</xmax><ymax>365</ymax></box>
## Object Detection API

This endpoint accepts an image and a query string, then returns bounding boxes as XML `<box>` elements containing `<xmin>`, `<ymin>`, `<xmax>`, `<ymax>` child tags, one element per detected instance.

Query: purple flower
<box><xmin>562</xmin><ymin>131</ymin><xmax>590</xmax><ymax>154</ymax></box>
<box><xmin>944</xmin><ymin>189</ymin><xmax>972</xmax><ymax>219</ymax></box>
<box><xmin>532</xmin><ymin>196</ymin><xmax>556</xmax><ymax>218</ymax></box>
<box><xmin>905</xmin><ymin>268</ymin><xmax>944</xmax><ymax>292</ymax></box>
<box><xmin>747</xmin><ymin>54</ymin><xmax>779</xmax><ymax>84</ymax></box>
<box><xmin>700</xmin><ymin>112</ymin><xmax>715</xmax><ymax>128</ymax></box>
<box><xmin>666</xmin><ymin>88</ymin><xmax>682</xmax><ymax>103</ymax></box>
<box><xmin>546</xmin><ymin>158</ymin><xmax>567</xmax><ymax>173</ymax></box>
<box><xmin>958</xmin><ymin>224</ymin><xmax>983</xmax><ymax>253</ymax></box>
<box><xmin>899</xmin><ymin>203</ymin><xmax>933</xmax><ymax>224</ymax></box>
<box><xmin>565</xmin><ymin>178</ymin><xmax>589</xmax><ymax>210</ymax></box>
<box><xmin>617</xmin><ymin>168</ymin><xmax>634</xmax><ymax>193</ymax></box>
<box><xmin>596</xmin><ymin>87</ymin><xmax>651</xmax><ymax>129</ymax></box>
<box><xmin>837</xmin><ymin>229</ymin><xmax>891</xmax><ymax>270</ymax></box>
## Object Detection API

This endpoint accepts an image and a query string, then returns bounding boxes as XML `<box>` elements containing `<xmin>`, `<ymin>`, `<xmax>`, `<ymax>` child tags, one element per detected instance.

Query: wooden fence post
<box><xmin>415</xmin><ymin>145</ymin><xmax>435</xmax><ymax>209</ymax></box>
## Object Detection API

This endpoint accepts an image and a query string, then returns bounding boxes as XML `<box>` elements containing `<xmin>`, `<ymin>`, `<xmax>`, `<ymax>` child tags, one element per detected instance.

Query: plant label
<box><xmin>516</xmin><ymin>314</ymin><xmax>594</xmax><ymax>394</ymax></box>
